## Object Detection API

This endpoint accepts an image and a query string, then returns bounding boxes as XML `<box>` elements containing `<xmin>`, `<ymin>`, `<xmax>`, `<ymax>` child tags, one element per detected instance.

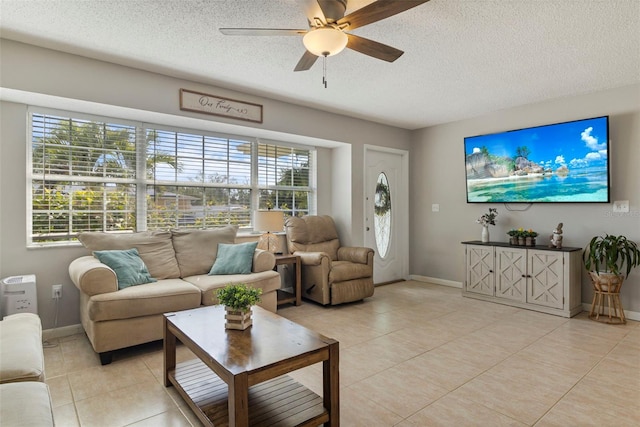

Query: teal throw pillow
<box><xmin>93</xmin><ymin>248</ymin><xmax>157</xmax><ymax>290</ymax></box>
<box><xmin>209</xmin><ymin>242</ymin><xmax>258</xmax><ymax>275</ymax></box>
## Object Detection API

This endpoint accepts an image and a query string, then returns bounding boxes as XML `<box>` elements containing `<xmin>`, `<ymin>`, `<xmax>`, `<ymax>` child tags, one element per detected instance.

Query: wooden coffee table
<box><xmin>163</xmin><ymin>305</ymin><xmax>339</xmax><ymax>426</ymax></box>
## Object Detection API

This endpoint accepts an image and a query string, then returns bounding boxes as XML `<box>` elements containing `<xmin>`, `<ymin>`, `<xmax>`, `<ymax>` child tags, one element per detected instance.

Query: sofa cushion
<box><xmin>93</xmin><ymin>248</ymin><xmax>157</xmax><ymax>289</ymax></box>
<box><xmin>0</xmin><ymin>382</ymin><xmax>54</xmax><ymax>426</ymax></box>
<box><xmin>184</xmin><ymin>271</ymin><xmax>281</xmax><ymax>306</ymax></box>
<box><xmin>0</xmin><ymin>313</ymin><xmax>45</xmax><ymax>384</ymax></box>
<box><xmin>209</xmin><ymin>242</ymin><xmax>258</xmax><ymax>275</ymax></box>
<box><xmin>87</xmin><ymin>279</ymin><xmax>201</xmax><ymax>322</ymax></box>
<box><xmin>79</xmin><ymin>231</ymin><xmax>180</xmax><ymax>279</ymax></box>
<box><xmin>171</xmin><ymin>226</ymin><xmax>238</xmax><ymax>277</ymax></box>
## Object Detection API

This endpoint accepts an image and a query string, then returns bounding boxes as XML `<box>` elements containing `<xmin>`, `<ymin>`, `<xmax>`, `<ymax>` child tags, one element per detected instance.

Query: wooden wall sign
<box><xmin>179</xmin><ymin>89</ymin><xmax>263</xmax><ymax>123</ymax></box>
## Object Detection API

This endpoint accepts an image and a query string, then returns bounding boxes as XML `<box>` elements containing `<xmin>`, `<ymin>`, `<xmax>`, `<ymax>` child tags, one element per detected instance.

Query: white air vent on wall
<box><xmin>1</xmin><ymin>275</ymin><xmax>37</xmax><ymax>318</ymax></box>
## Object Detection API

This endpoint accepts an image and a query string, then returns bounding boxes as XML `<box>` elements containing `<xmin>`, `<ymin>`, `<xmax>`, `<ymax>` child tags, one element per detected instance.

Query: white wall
<box><xmin>0</xmin><ymin>39</ymin><xmax>411</xmax><ymax>328</ymax></box>
<box><xmin>410</xmin><ymin>84</ymin><xmax>640</xmax><ymax>313</ymax></box>
<box><xmin>330</xmin><ymin>145</ymin><xmax>353</xmax><ymax>245</ymax></box>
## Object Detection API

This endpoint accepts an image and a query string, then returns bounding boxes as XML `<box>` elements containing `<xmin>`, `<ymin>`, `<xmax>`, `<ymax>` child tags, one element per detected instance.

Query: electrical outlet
<box><xmin>432</xmin><ymin>204</ymin><xmax>440</xmax><ymax>212</ymax></box>
<box><xmin>52</xmin><ymin>284</ymin><xmax>62</xmax><ymax>299</ymax></box>
<box><xmin>613</xmin><ymin>200</ymin><xmax>629</xmax><ymax>213</ymax></box>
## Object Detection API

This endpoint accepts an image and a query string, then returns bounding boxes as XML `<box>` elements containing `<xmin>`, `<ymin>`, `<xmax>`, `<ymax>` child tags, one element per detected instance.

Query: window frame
<box><xmin>27</xmin><ymin>107</ymin><xmax>316</xmax><ymax>247</ymax></box>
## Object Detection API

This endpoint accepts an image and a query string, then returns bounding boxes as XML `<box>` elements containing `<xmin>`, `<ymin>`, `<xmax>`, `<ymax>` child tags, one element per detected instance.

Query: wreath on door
<box><xmin>374</xmin><ymin>181</ymin><xmax>391</xmax><ymax>216</ymax></box>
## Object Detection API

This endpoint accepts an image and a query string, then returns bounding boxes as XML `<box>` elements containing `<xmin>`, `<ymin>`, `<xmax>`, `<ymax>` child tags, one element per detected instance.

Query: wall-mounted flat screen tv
<box><xmin>464</xmin><ymin>116</ymin><xmax>610</xmax><ymax>203</ymax></box>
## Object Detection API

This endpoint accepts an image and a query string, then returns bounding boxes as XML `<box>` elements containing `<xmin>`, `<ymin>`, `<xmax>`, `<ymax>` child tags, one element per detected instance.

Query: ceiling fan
<box><xmin>219</xmin><ymin>0</ymin><xmax>431</xmax><ymax>73</ymax></box>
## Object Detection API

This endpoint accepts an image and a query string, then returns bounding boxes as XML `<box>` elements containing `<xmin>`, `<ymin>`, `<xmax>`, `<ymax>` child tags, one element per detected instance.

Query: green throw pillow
<box><xmin>93</xmin><ymin>248</ymin><xmax>157</xmax><ymax>290</ymax></box>
<box><xmin>209</xmin><ymin>242</ymin><xmax>258</xmax><ymax>275</ymax></box>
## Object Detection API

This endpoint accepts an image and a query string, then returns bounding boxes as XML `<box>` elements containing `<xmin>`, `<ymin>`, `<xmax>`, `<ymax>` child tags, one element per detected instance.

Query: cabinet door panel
<box><xmin>527</xmin><ymin>250</ymin><xmax>564</xmax><ymax>309</ymax></box>
<box><xmin>495</xmin><ymin>247</ymin><xmax>526</xmax><ymax>302</ymax></box>
<box><xmin>466</xmin><ymin>245</ymin><xmax>494</xmax><ymax>296</ymax></box>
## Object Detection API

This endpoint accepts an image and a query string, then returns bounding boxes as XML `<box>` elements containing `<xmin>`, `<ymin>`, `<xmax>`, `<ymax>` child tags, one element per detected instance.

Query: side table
<box><xmin>274</xmin><ymin>254</ymin><xmax>302</xmax><ymax>307</ymax></box>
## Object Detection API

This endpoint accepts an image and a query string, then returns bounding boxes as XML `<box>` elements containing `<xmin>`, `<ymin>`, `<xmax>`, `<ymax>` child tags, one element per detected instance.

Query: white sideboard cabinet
<box><xmin>462</xmin><ymin>241</ymin><xmax>583</xmax><ymax>317</ymax></box>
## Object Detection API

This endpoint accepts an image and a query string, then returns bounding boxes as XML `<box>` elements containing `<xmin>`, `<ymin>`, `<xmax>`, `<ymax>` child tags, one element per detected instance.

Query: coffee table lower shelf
<box><xmin>168</xmin><ymin>359</ymin><xmax>329</xmax><ymax>427</ymax></box>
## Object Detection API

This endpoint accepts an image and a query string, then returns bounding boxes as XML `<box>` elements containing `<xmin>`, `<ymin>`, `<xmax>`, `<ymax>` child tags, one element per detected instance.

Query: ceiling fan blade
<box><xmin>337</xmin><ymin>0</ymin><xmax>430</xmax><ymax>31</ymax></box>
<box><xmin>346</xmin><ymin>33</ymin><xmax>404</xmax><ymax>62</ymax></box>
<box><xmin>294</xmin><ymin>50</ymin><xmax>319</xmax><ymax>71</ymax></box>
<box><xmin>219</xmin><ymin>28</ymin><xmax>307</xmax><ymax>36</ymax></box>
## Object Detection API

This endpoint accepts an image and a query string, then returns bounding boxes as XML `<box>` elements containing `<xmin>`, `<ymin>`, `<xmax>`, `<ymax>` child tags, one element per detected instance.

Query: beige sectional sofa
<box><xmin>69</xmin><ymin>226</ymin><xmax>281</xmax><ymax>364</ymax></box>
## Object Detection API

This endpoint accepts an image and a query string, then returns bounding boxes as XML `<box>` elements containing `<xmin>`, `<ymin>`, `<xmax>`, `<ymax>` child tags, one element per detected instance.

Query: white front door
<box><xmin>364</xmin><ymin>146</ymin><xmax>409</xmax><ymax>284</ymax></box>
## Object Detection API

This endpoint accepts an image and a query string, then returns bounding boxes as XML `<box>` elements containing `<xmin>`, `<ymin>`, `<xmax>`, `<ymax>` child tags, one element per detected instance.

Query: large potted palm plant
<box><xmin>583</xmin><ymin>234</ymin><xmax>640</xmax><ymax>292</ymax></box>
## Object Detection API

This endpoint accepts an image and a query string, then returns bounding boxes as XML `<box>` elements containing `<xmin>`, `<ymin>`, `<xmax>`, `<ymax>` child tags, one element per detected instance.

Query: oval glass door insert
<box><xmin>374</xmin><ymin>172</ymin><xmax>392</xmax><ymax>258</ymax></box>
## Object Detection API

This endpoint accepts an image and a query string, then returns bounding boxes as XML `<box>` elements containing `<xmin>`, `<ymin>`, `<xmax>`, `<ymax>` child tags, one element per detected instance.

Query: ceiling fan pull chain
<box><xmin>322</xmin><ymin>55</ymin><xmax>327</xmax><ymax>88</ymax></box>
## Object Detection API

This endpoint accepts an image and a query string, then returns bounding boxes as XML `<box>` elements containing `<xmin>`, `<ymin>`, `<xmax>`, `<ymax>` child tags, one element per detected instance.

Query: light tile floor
<box><xmin>44</xmin><ymin>281</ymin><xmax>640</xmax><ymax>426</ymax></box>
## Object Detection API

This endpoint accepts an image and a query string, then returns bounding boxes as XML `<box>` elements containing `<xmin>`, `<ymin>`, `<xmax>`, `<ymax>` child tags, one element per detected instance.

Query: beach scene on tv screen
<box><xmin>465</xmin><ymin>117</ymin><xmax>609</xmax><ymax>203</ymax></box>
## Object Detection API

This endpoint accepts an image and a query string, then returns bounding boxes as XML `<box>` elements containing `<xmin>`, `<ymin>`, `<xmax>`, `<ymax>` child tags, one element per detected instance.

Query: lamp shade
<box><xmin>303</xmin><ymin>27</ymin><xmax>348</xmax><ymax>57</ymax></box>
<box><xmin>254</xmin><ymin>210</ymin><xmax>284</xmax><ymax>232</ymax></box>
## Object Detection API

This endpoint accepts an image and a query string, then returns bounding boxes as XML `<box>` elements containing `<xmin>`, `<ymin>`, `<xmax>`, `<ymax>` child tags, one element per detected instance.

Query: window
<box><xmin>374</xmin><ymin>172</ymin><xmax>392</xmax><ymax>258</ymax></box>
<box><xmin>257</xmin><ymin>142</ymin><xmax>311</xmax><ymax>217</ymax></box>
<box><xmin>145</xmin><ymin>128</ymin><xmax>253</xmax><ymax>229</ymax></box>
<box><xmin>28</xmin><ymin>110</ymin><xmax>315</xmax><ymax>245</ymax></box>
<box><xmin>30</xmin><ymin>113</ymin><xmax>138</xmax><ymax>244</ymax></box>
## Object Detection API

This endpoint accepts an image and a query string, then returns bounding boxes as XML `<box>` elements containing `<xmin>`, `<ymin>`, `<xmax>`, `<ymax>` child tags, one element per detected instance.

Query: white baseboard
<box><xmin>409</xmin><ymin>275</ymin><xmax>463</xmax><ymax>289</ymax></box>
<box><xmin>410</xmin><ymin>275</ymin><xmax>640</xmax><ymax>322</ymax></box>
<box><xmin>43</xmin><ymin>323</ymin><xmax>83</xmax><ymax>341</ymax></box>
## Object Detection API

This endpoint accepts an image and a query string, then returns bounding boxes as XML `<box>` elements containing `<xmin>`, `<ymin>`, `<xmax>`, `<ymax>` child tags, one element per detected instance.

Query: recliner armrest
<box><xmin>337</xmin><ymin>247</ymin><xmax>374</xmax><ymax>265</ymax></box>
<box><xmin>68</xmin><ymin>256</ymin><xmax>118</xmax><ymax>296</ymax></box>
<box><xmin>294</xmin><ymin>251</ymin><xmax>331</xmax><ymax>266</ymax></box>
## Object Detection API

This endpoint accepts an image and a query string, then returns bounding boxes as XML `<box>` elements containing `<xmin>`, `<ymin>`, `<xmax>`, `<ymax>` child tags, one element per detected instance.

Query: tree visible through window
<box><xmin>28</xmin><ymin>111</ymin><xmax>315</xmax><ymax>245</ymax></box>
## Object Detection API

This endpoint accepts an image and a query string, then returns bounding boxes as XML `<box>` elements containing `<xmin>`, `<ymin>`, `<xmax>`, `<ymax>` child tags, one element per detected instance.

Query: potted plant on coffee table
<box><xmin>216</xmin><ymin>283</ymin><xmax>262</xmax><ymax>330</ymax></box>
<box><xmin>583</xmin><ymin>234</ymin><xmax>640</xmax><ymax>323</ymax></box>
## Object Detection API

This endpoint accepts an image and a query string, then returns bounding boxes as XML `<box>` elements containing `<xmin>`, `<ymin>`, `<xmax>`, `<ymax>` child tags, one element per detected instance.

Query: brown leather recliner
<box><xmin>284</xmin><ymin>215</ymin><xmax>374</xmax><ymax>305</ymax></box>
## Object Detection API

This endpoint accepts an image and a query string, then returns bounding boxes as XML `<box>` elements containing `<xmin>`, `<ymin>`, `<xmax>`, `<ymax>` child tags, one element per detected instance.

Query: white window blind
<box><xmin>145</xmin><ymin>128</ymin><xmax>253</xmax><ymax>229</ymax></box>
<box><xmin>257</xmin><ymin>142</ymin><xmax>312</xmax><ymax>217</ymax></box>
<box><xmin>30</xmin><ymin>113</ymin><xmax>137</xmax><ymax>243</ymax></box>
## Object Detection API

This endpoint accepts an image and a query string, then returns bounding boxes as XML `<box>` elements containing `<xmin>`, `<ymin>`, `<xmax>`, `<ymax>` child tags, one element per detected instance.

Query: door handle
<box><xmin>366</xmin><ymin>227</ymin><xmax>370</xmax><ymax>231</ymax></box>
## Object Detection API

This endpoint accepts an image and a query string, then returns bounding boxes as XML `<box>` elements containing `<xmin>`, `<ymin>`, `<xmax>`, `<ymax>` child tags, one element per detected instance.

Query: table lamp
<box><xmin>254</xmin><ymin>210</ymin><xmax>284</xmax><ymax>253</ymax></box>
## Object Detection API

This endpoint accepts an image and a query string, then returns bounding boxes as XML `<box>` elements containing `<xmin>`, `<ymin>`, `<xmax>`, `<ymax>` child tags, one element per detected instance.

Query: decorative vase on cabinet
<box><xmin>481</xmin><ymin>226</ymin><xmax>490</xmax><ymax>243</ymax></box>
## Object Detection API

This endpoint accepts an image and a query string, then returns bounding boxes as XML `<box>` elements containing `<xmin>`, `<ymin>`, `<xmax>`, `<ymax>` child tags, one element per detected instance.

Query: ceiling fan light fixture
<box><xmin>303</xmin><ymin>27</ymin><xmax>348</xmax><ymax>57</ymax></box>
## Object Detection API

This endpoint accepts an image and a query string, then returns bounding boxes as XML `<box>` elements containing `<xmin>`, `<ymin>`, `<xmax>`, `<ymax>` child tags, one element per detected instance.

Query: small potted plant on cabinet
<box><xmin>507</xmin><ymin>229</ymin><xmax>519</xmax><ymax>245</ymax></box>
<box><xmin>216</xmin><ymin>283</ymin><xmax>262</xmax><ymax>330</ymax></box>
<box><xmin>525</xmin><ymin>229</ymin><xmax>538</xmax><ymax>247</ymax></box>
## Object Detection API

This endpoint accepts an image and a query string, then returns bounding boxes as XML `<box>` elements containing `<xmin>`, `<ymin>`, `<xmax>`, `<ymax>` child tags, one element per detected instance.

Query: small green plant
<box><xmin>583</xmin><ymin>234</ymin><xmax>640</xmax><ymax>277</ymax></box>
<box><xmin>216</xmin><ymin>283</ymin><xmax>262</xmax><ymax>311</ymax></box>
<box><xmin>507</xmin><ymin>228</ymin><xmax>528</xmax><ymax>237</ymax></box>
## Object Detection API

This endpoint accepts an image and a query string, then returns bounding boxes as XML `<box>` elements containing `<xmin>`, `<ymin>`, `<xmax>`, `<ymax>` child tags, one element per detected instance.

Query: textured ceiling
<box><xmin>1</xmin><ymin>0</ymin><xmax>639</xmax><ymax>130</ymax></box>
